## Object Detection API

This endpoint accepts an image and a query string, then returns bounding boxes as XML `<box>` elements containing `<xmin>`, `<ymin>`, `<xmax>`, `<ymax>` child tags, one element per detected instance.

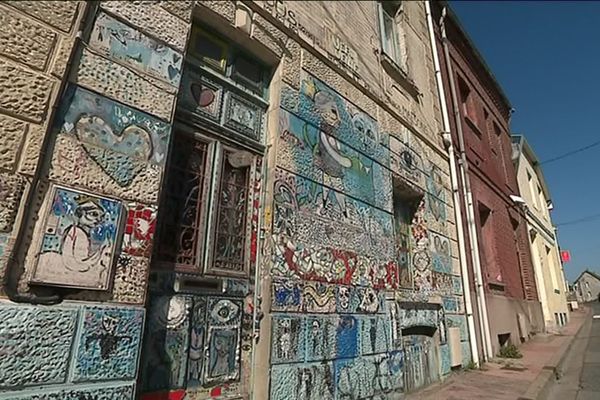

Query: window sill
<box><xmin>465</xmin><ymin>115</ymin><xmax>484</xmax><ymax>137</ymax></box>
<box><xmin>488</xmin><ymin>282</ymin><xmax>506</xmax><ymax>292</ymax></box>
<box><xmin>381</xmin><ymin>52</ymin><xmax>420</xmax><ymax>99</ymax></box>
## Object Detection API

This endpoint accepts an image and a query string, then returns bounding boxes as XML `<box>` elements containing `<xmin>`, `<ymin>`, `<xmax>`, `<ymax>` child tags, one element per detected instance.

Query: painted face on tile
<box><xmin>314</xmin><ymin>91</ymin><xmax>340</xmax><ymax>127</ymax></box>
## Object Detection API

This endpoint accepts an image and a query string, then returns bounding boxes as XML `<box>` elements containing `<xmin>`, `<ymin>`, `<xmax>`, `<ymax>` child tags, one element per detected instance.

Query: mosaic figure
<box><xmin>33</xmin><ymin>187</ymin><xmax>121</xmax><ymax>290</ymax></box>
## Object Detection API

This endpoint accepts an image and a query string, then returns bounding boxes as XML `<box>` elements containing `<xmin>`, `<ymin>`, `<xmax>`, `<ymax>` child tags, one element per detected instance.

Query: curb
<box><xmin>517</xmin><ymin>307</ymin><xmax>592</xmax><ymax>400</ymax></box>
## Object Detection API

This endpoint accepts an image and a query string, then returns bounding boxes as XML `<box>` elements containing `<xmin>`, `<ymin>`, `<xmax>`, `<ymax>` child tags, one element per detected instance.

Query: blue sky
<box><xmin>451</xmin><ymin>1</ymin><xmax>600</xmax><ymax>282</ymax></box>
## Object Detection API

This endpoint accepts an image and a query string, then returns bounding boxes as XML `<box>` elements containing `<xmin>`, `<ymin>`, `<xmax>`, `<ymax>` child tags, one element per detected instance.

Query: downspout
<box><xmin>439</xmin><ymin>6</ymin><xmax>494</xmax><ymax>360</ymax></box>
<box><xmin>425</xmin><ymin>0</ymin><xmax>480</xmax><ymax>367</ymax></box>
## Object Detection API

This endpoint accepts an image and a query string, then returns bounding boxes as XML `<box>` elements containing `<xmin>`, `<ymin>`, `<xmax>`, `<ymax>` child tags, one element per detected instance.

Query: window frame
<box><xmin>205</xmin><ymin>141</ymin><xmax>256</xmax><ymax>277</ymax></box>
<box><xmin>377</xmin><ymin>0</ymin><xmax>407</xmax><ymax>72</ymax></box>
<box><xmin>153</xmin><ymin>127</ymin><xmax>258</xmax><ymax>278</ymax></box>
<box><xmin>188</xmin><ymin>26</ymin><xmax>270</xmax><ymax>98</ymax></box>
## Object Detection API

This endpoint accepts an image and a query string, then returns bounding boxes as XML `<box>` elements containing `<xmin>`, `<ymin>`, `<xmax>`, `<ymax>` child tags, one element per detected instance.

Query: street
<box><xmin>547</xmin><ymin>303</ymin><xmax>600</xmax><ymax>400</ymax></box>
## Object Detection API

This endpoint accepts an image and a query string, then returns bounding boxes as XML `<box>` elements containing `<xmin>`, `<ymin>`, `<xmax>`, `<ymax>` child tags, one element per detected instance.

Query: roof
<box><xmin>512</xmin><ymin>134</ymin><xmax>552</xmax><ymax>201</ymax></box>
<box><xmin>439</xmin><ymin>1</ymin><xmax>512</xmax><ymax>110</ymax></box>
<box><xmin>574</xmin><ymin>269</ymin><xmax>600</xmax><ymax>285</ymax></box>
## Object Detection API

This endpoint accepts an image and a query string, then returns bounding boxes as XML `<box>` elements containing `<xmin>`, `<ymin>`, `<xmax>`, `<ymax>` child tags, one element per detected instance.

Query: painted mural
<box><xmin>139</xmin><ymin>292</ymin><xmax>251</xmax><ymax>399</ymax></box>
<box><xmin>55</xmin><ymin>85</ymin><xmax>171</xmax><ymax>187</ymax></box>
<box><xmin>0</xmin><ymin>306</ymin><xmax>78</xmax><ymax>390</ymax></box>
<box><xmin>89</xmin><ymin>12</ymin><xmax>183</xmax><ymax>86</ymax></box>
<box><xmin>0</xmin><ymin>303</ymin><xmax>141</xmax><ymax>399</ymax></box>
<box><xmin>7</xmin><ymin>384</ymin><xmax>135</xmax><ymax>400</ymax></box>
<box><xmin>31</xmin><ymin>186</ymin><xmax>122</xmax><ymax>290</ymax></box>
<box><xmin>73</xmin><ymin>306</ymin><xmax>144</xmax><ymax>381</ymax></box>
<box><xmin>269</xmin><ymin>70</ymin><xmax>468</xmax><ymax>399</ymax></box>
<box><xmin>123</xmin><ymin>202</ymin><xmax>156</xmax><ymax>258</ymax></box>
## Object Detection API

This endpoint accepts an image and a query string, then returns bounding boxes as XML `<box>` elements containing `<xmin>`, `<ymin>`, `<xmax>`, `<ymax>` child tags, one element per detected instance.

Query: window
<box><xmin>458</xmin><ymin>76</ymin><xmax>479</xmax><ymax>128</ymax></box>
<box><xmin>392</xmin><ymin>178</ymin><xmax>422</xmax><ymax>288</ymax></box>
<box><xmin>377</xmin><ymin>1</ymin><xmax>406</xmax><ymax>70</ymax></box>
<box><xmin>190</xmin><ymin>28</ymin><xmax>228</xmax><ymax>73</ymax></box>
<box><xmin>527</xmin><ymin>171</ymin><xmax>539</xmax><ymax>209</ymax></box>
<box><xmin>188</xmin><ymin>26</ymin><xmax>269</xmax><ymax>97</ymax></box>
<box><xmin>479</xmin><ymin>203</ymin><xmax>502</xmax><ymax>283</ymax></box>
<box><xmin>154</xmin><ymin>131</ymin><xmax>256</xmax><ymax>277</ymax></box>
<box><xmin>546</xmin><ymin>245</ymin><xmax>559</xmax><ymax>291</ymax></box>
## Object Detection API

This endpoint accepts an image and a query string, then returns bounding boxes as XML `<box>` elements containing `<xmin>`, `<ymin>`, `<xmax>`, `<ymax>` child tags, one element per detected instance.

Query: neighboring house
<box><xmin>433</xmin><ymin>1</ymin><xmax>543</xmax><ymax>362</ymax></box>
<box><xmin>0</xmin><ymin>1</ymin><xmax>475</xmax><ymax>399</ymax></box>
<box><xmin>512</xmin><ymin>135</ymin><xmax>569</xmax><ymax>330</ymax></box>
<box><xmin>573</xmin><ymin>270</ymin><xmax>600</xmax><ymax>303</ymax></box>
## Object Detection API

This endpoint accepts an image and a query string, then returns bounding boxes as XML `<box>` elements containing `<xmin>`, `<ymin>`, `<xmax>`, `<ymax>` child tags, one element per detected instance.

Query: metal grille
<box><xmin>155</xmin><ymin>134</ymin><xmax>209</xmax><ymax>271</ymax></box>
<box><xmin>212</xmin><ymin>150</ymin><xmax>250</xmax><ymax>273</ymax></box>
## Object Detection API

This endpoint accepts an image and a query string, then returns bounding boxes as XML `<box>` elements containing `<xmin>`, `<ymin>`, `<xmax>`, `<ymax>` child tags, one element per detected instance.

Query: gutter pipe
<box><xmin>425</xmin><ymin>0</ymin><xmax>480</xmax><ymax>367</ymax></box>
<box><xmin>438</xmin><ymin>4</ymin><xmax>494</xmax><ymax>360</ymax></box>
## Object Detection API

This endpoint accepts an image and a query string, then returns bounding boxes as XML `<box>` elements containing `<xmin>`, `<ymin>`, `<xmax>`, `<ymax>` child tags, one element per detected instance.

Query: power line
<box><xmin>555</xmin><ymin>212</ymin><xmax>600</xmax><ymax>227</ymax></box>
<box><xmin>539</xmin><ymin>139</ymin><xmax>600</xmax><ymax>165</ymax></box>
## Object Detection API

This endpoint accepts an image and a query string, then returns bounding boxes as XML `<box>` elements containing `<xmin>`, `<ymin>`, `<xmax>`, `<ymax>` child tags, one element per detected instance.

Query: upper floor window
<box><xmin>458</xmin><ymin>76</ymin><xmax>480</xmax><ymax>129</ymax></box>
<box><xmin>392</xmin><ymin>177</ymin><xmax>423</xmax><ymax>288</ymax></box>
<box><xmin>189</xmin><ymin>27</ymin><xmax>269</xmax><ymax>97</ymax></box>
<box><xmin>178</xmin><ymin>25</ymin><xmax>271</xmax><ymax>148</ymax></box>
<box><xmin>377</xmin><ymin>1</ymin><xmax>407</xmax><ymax>72</ymax></box>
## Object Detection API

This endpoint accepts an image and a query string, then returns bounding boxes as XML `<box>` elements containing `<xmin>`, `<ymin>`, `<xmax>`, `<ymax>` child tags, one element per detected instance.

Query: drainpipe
<box><xmin>425</xmin><ymin>0</ymin><xmax>480</xmax><ymax>367</ymax></box>
<box><xmin>439</xmin><ymin>5</ymin><xmax>494</xmax><ymax>360</ymax></box>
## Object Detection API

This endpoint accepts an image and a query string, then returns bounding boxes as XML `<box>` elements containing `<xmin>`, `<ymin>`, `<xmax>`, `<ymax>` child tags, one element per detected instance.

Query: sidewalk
<box><xmin>405</xmin><ymin>307</ymin><xmax>590</xmax><ymax>400</ymax></box>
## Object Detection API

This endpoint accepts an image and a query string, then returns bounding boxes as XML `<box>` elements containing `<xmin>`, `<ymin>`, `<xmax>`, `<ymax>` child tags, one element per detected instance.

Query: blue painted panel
<box><xmin>90</xmin><ymin>12</ymin><xmax>182</xmax><ymax>85</ymax></box>
<box><xmin>271</xmin><ymin>316</ymin><xmax>303</xmax><ymax>364</ymax></box>
<box><xmin>73</xmin><ymin>306</ymin><xmax>144</xmax><ymax>382</ymax></box>
<box><xmin>303</xmin><ymin>316</ymin><xmax>337</xmax><ymax>361</ymax></box>
<box><xmin>336</xmin><ymin>316</ymin><xmax>359</xmax><ymax>358</ymax></box>
<box><xmin>270</xmin><ymin>362</ymin><xmax>335</xmax><ymax>400</ymax></box>
<box><xmin>4</xmin><ymin>383</ymin><xmax>135</xmax><ymax>400</ymax></box>
<box><xmin>55</xmin><ymin>85</ymin><xmax>171</xmax><ymax>186</ymax></box>
<box><xmin>0</xmin><ymin>304</ymin><xmax>78</xmax><ymax>390</ymax></box>
<box><xmin>440</xmin><ymin>343</ymin><xmax>451</xmax><ymax>376</ymax></box>
<box><xmin>277</xmin><ymin>109</ymin><xmax>392</xmax><ymax>213</ymax></box>
<box><xmin>296</xmin><ymin>73</ymin><xmax>389</xmax><ymax>167</ymax></box>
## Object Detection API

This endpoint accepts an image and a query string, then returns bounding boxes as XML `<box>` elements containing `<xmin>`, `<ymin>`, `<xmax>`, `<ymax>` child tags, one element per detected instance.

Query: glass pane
<box><xmin>382</xmin><ymin>10</ymin><xmax>397</xmax><ymax>60</ymax></box>
<box><xmin>193</xmin><ymin>31</ymin><xmax>227</xmax><ymax>72</ymax></box>
<box><xmin>233</xmin><ymin>56</ymin><xmax>262</xmax><ymax>87</ymax></box>
<box><xmin>213</xmin><ymin>150</ymin><xmax>250</xmax><ymax>273</ymax></box>
<box><xmin>155</xmin><ymin>134</ymin><xmax>209</xmax><ymax>269</ymax></box>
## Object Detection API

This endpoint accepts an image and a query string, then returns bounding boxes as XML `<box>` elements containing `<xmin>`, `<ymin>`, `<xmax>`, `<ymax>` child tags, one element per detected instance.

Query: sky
<box><xmin>451</xmin><ymin>1</ymin><xmax>600</xmax><ymax>282</ymax></box>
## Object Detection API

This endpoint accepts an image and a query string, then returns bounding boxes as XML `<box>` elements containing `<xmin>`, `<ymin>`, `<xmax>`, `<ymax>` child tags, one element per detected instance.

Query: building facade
<box><xmin>432</xmin><ymin>2</ymin><xmax>544</xmax><ymax>360</ymax></box>
<box><xmin>0</xmin><ymin>1</ymin><xmax>473</xmax><ymax>400</ymax></box>
<box><xmin>573</xmin><ymin>270</ymin><xmax>600</xmax><ymax>303</ymax></box>
<box><xmin>512</xmin><ymin>135</ymin><xmax>569</xmax><ymax>330</ymax></box>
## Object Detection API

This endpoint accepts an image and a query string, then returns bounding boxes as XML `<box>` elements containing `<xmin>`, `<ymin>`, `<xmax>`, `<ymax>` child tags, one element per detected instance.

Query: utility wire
<box><xmin>555</xmin><ymin>212</ymin><xmax>600</xmax><ymax>227</ymax></box>
<box><xmin>539</xmin><ymin>139</ymin><xmax>600</xmax><ymax>165</ymax></box>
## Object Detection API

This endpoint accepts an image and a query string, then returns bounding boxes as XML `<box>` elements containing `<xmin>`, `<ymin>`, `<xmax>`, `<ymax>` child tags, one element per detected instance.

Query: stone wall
<box><xmin>246</xmin><ymin>1</ymin><xmax>471</xmax><ymax>398</ymax></box>
<box><xmin>0</xmin><ymin>1</ymin><xmax>193</xmax><ymax>398</ymax></box>
<box><xmin>0</xmin><ymin>1</ymin><xmax>472</xmax><ymax>399</ymax></box>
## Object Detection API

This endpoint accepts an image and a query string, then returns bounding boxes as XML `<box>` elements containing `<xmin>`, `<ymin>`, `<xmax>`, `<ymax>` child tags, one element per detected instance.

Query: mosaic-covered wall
<box><xmin>267</xmin><ymin>69</ymin><xmax>469</xmax><ymax>398</ymax></box>
<box><xmin>1</xmin><ymin>1</ymin><xmax>472</xmax><ymax>399</ymax></box>
<box><xmin>0</xmin><ymin>2</ymin><xmax>192</xmax><ymax>399</ymax></box>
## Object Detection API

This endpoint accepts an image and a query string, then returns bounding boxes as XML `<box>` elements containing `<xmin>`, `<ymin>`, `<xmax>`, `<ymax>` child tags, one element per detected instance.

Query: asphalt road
<box><xmin>547</xmin><ymin>302</ymin><xmax>600</xmax><ymax>400</ymax></box>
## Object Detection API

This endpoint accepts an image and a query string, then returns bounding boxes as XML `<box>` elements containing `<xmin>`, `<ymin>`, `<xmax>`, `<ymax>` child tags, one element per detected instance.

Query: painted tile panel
<box><xmin>89</xmin><ymin>12</ymin><xmax>183</xmax><ymax>86</ymax></box>
<box><xmin>0</xmin><ymin>305</ymin><xmax>78</xmax><ymax>389</ymax></box>
<box><xmin>55</xmin><ymin>85</ymin><xmax>171</xmax><ymax>187</ymax></box>
<box><xmin>5</xmin><ymin>384</ymin><xmax>135</xmax><ymax>400</ymax></box>
<box><xmin>31</xmin><ymin>186</ymin><xmax>122</xmax><ymax>290</ymax></box>
<box><xmin>73</xmin><ymin>306</ymin><xmax>144</xmax><ymax>382</ymax></box>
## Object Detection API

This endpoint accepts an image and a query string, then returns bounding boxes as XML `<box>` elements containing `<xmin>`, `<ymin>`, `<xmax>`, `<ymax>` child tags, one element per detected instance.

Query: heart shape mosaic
<box><xmin>75</xmin><ymin>115</ymin><xmax>153</xmax><ymax>187</ymax></box>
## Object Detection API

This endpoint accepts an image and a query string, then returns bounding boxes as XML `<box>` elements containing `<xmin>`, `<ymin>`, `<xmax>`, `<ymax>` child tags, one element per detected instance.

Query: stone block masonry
<box><xmin>0</xmin><ymin>1</ymin><xmax>191</xmax><ymax>399</ymax></box>
<box><xmin>0</xmin><ymin>1</ymin><xmax>474</xmax><ymax>399</ymax></box>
